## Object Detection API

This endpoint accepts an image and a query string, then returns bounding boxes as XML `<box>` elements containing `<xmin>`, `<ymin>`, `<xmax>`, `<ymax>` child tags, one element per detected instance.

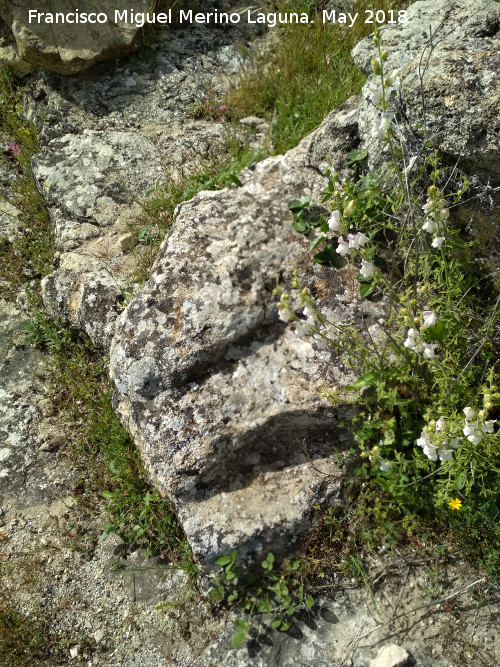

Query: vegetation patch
<box><xmin>0</xmin><ymin>68</ymin><xmax>54</xmax><ymax>301</ymax></box>
<box><xmin>226</xmin><ymin>0</ymin><xmax>401</xmax><ymax>153</ymax></box>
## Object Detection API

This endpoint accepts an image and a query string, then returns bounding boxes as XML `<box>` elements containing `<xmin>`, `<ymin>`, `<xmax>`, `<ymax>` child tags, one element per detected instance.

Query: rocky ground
<box><xmin>1</xmin><ymin>3</ymin><xmax>500</xmax><ymax>666</ymax></box>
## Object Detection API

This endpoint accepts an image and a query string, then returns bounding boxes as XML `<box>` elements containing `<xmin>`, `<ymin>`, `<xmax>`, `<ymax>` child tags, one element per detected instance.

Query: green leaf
<box><xmin>425</xmin><ymin>320</ymin><xmax>448</xmax><ymax>341</ymax></box>
<box><xmin>216</xmin><ymin>555</ymin><xmax>232</xmax><ymax>566</ymax></box>
<box><xmin>229</xmin><ymin>174</ymin><xmax>243</xmax><ymax>187</ymax></box>
<box><xmin>306</xmin><ymin>595</ymin><xmax>314</xmax><ymax>609</ymax></box>
<box><xmin>102</xmin><ymin>490</ymin><xmax>114</xmax><ymax>499</ymax></box>
<box><xmin>280</xmin><ymin>622</ymin><xmax>291</xmax><ymax>632</ymax></box>
<box><xmin>231</xmin><ymin>631</ymin><xmax>247</xmax><ymax>648</ymax></box>
<box><xmin>292</xmin><ymin>560</ymin><xmax>300</xmax><ymax>571</ymax></box>
<box><xmin>138</xmin><ymin>225</ymin><xmax>151</xmax><ymax>240</ymax></box>
<box><xmin>234</xmin><ymin>619</ymin><xmax>249</xmax><ymax>632</ymax></box>
<box><xmin>313</xmin><ymin>243</ymin><xmax>342</xmax><ymax>268</ymax></box>
<box><xmin>266</xmin><ymin>553</ymin><xmax>275</xmax><ymax>563</ymax></box>
<box><xmin>292</xmin><ymin>220</ymin><xmax>310</xmax><ymax>234</ymax></box>
<box><xmin>359</xmin><ymin>281</ymin><xmax>375</xmax><ymax>298</ymax></box>
<box><xmin>97</xmin><ymin>524</ymin><xmax>114</xmax><ymax>544</ymax></box>
<box><xmin>310</xmin><ymin>235</ymin><xmax>325</xmax><ymax>251</ymax></box>
<box><xmin>208</xmin><ymin>586</ymin><xmax>225</xmax><ymax>602</ymax></box>
<box><xmin>271</xmin><ymin>619</ymin><xmax>282</xmax><ymax>629</ymax></box>
<box><xmin>288</xmin><ymin>199</ymin><xmax>304</xmax><ymax>211</ymax></box>
<box><xmin>455</xmin><ymin>472</ymin><xmax>467</xmax><ymax>490</ymax></box>
<box><xmin>348</xmin><ymin>148</ymin><xmax>368</xmax><ymax>164</ymax></box>
<box><xmin>344</xmin><ymin>371</ymin><xmax>383</xmax><ymax>391</ymax></box>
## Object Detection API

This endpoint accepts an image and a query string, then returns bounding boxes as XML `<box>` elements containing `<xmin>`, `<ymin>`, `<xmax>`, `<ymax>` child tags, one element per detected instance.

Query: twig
<box><xmin>350</xmin><ymin>577</ymin><xmax>485</xmax><ymax>644</ymax></box>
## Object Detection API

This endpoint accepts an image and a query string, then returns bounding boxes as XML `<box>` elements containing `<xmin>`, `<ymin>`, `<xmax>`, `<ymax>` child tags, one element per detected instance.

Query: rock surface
<box><xmin>0</xmin><ymin>0</ymin><xmax>147</xmax><ymax>74</ymax></box>
<box><xmin>31</xmin><ymin>20</ymin><xmax>266</xmax><ymax>348</ymax></box>
<box><xmin>353</xmin><ymin>0</ymin><xmax>500</xmax><ymax>184</ymax></box>
<box><xmin>109</xmin><ymin>98</ymin><xmax>379</xmax><ymax>567</ymax></box>
<box><xmin>31</xmin><ymin>0</ymin><xmax>500</xmax><ymax>567</ymax></box>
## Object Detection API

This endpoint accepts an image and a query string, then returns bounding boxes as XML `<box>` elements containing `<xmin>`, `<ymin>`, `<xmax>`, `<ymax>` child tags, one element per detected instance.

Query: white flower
<box><xmin>467</xmin><ymin>432</ymin><xmax>483</xmax><ymax>445</ymax></box>
<box><xmin>278</xmin><ymin>308</ymin><xmax>292</xmax><ymax>323</ymax></box>
<box><xmin>295</xmin><ymin>321</ymin><xmax>312</xmax><ymax>337</ymax></box>
<box><xmin>436</xmin><ymin>207</ymin><xmax>450</xmax><ymax>221</ymax></box>
<box><xmin>422</xmin><ymin>342</ymin><xmax>438</xmax><ymax>359</ymax></box>
<box><xmin>404</xmin><ymin>155</ymin><xmax>418</xmax><ymax>177</ymax></box>
<box><xmin>435</xmin><ymin>416</ymin><xmax>446</xmax><ymax>432</ymax></box>
<box><xmin>357</xmin><ymin>232</ymin><xmax>369</xmax><ymax>247</ymax></box>
<box><xmin>303</xmin><ymin>304</ymin><xmax>316</xmax><ymax>319</ymax></box>
<box><xmin>369</xmin><ymin>85</ymin><xmax>382</xmax><ymax>106</ymax></box>
<box><xmin>423</xmin><ymin>444</ymin><xmax>438</xmax><ymax>461</ymax></box>
<box><xmin>314</xmin><ymin>335</ymin><xmax>328</xmax><ymax>350</ymax></box>
<box><xmin>438</xmin><ymin>449</ymin><xmax>454</xmax><ymax>462</ymax></box>
<box><xmin>336</xmin><ymin>236</ymin><xmax>351</xmax><ymax>256</ymax></box>
<box><xmin>417</xmin><ymin>429</ymin><xmax>431</xmax><ymax>449</ymax></box>
<box><xmin>463</xmin><ymin>422</ymin><xmax>477</xmax><ymax>437</ymax></box>
<box><xmin>407</xmin><ymin>328</ymin><xmax>419</xmax><ymax>339</ymax></box>
<box><xmin>328</xmin><ymin>210</ymin><xmax>341</xmax><ymax>232</ymax></box>
<box><xmin>463</xmin><ymin>407</ymin><xmax>477</xmax><ymax>421</ymax></box>
<box><xmin>360</xmin><ymin>260</ymin><xmax>375</xmax><ymax>279</ymax></box>
<box><xmin>422</xmin><ymin>218</ymin><xmax>437</xmax><ymax>234</ymax></box>
<box><xmin>422</xmin><ymin>311</ymin><xmax>437</xmax><ymax>329</ymax></box>
<box><xmin>483</xmin><ymin>420</ymin><xmax>496</xmax><ymax>433</ymax></box>
<box><xmin>379</xmin><ymin>460</ymin><xmax>391</xmax><ymax>472</ymax></box>
<box><xmin>371</xmin><ymin>113</ymin><xmax>394</xmax><ymax>140</ymax></box>
<box><xmin>348</xmin><ymin>232</ymin><xmax>368</xmax><ymax>249</ymax></box>
<box><xmin>386</xmin><ymin>69</ymin><xmax>401</xmax><ymax>86</ymax></box>
<box><xmin>431</xmin><ymin>236</ymin><xmax>446</xmax><ymax>249</ymax></box>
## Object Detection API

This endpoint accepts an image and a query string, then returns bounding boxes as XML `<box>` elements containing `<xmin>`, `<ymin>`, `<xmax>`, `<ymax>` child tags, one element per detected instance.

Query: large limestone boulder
<box><xmin>109</xmin><ymin>99</ymin><xmax>378</xmax><ymax>568</ymax></box>
<box><xmin>353</xmin><ymin>0</ymin><xmax>500</xmax><ymax>184</ymax></box>
<box><xmin>0</xmin><ymin>0</ymin><xmax>148</xmax><ymax>74</ymax></box>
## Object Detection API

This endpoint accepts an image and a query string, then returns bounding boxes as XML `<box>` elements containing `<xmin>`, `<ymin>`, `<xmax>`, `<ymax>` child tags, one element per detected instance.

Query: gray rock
<box><xmin>0</xmin><ymin>0</ymin><xmax>147</xmax><ymax>74</ymax></box>
<box><xmin>353</xmin><ymin>0</ymin><xmax>500</xmax><ymax>184</ymax></box>
<box><xmin>370</xmin><ymin>644</ymin><xmax>413</xmax><ymax>667</ymax></box>
<box><xmin>109</xmin><ymin>99</ymin><xmax>376</xmax><ymax>568</ymax></box>
<box><xmin>0</xmin><ymin>17</ymin><xmax>34</xmax><ymax>77</ymax></box>
<box><xmin>30</xmin><ymin>23</ymin><xmax>268</xmax><ymax>349</ymax></box>
<box><xmin>41</xmin><ymin>266</ymin><xmax>127</xmax><ymax>350</ymax></box>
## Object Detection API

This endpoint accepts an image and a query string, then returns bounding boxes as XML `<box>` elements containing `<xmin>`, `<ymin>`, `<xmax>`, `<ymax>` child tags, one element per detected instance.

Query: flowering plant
<box><xmin>279</xmin><ymin>25</ymin><xmax>499</xmax><ymax>521</ymax></box>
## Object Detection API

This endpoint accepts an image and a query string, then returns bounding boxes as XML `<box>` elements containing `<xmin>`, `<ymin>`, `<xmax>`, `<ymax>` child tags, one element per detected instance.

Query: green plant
<box><xmin>209</xmin><ymin>551</ymin><xmax>314</xmax><ymax>647</ymax></box>
<box><xmin>276</xmin><ymin>23</ymin><xmax>499</xmax><ymax>575</ymax></box>
<box><xmin>25</xmin><ymin>312</ymin><xmax>196</xmax><ymax>571</ymax></box>
<box><xmin>226</xmin><ymin>0</ymin><xmax>404</xmax><ymax>153</ymax></box>
<box><xmin>0</xmin><ymin>67</ymin><xmax>54</xmax><ymax>300</ymax></box>
<box><xmin>131</xmin><ymin>140</ymin><xmax>261</xmax><ymax>283</ymax></box>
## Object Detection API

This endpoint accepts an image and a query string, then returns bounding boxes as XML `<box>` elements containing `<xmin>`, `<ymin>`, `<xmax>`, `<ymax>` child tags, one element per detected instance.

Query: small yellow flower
<box><xmin>448</xmin><ymin>498</ymin><xmax>462</xmax><ymax>511</ymax></box>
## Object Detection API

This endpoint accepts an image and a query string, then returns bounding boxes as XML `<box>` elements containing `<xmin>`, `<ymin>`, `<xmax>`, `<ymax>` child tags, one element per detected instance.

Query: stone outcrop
<box><xmin>33</xmin><ymin>21</ymin><xmax>265</xmax><ymax>348</ymax></box>
<box><xmin>29</xmin><ymin>0</ymin><xmax>500</xmax><ymax>567</ymax></box>
<box><xmin>353</xmin><ymin>0</ymin><xmax>500</xmax><ymax>184</ymax></box>
<box><xmin>109</xmin><ymin>98</ymin><xmax>374</xmax><ymax>567</ymax></box>
<box><xmin>0</xmin><ymin>0</ymin><xmax>148</xmax><ymax>74</ymax></box>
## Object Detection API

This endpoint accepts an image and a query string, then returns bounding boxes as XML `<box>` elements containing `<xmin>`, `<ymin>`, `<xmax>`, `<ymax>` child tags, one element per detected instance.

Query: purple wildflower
<box><xmin>7</xmin><ymin>141</ymin><xmax>21</xmax><ymax>156</ymax></box>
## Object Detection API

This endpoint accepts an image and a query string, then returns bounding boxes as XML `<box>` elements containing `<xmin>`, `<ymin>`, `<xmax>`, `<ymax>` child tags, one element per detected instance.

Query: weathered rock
<box><xmin>0</xmin><ymin>0</ymin><xmax>148</xmax><ymax>74</ymax></box>
<box><xmin>370</xmin><ymin>644</ymin><xmax>413</xmax><ymax>667</ymax></box>
<box><xmin>41</xmin><ymin>266</ymin><xmax>127</xmax><ymax>350</ymax></box>
<box><xmin>109</xmin><ymin>99</ymin><xmax>381</xmax><ymax>567</ymax></box>
<box><xmin>0</xmin><ymin>17</ymin><xmax>34</xmax><ymax>77</ymax></box>
<box><xmin>30</xmin><ymin>22</ymin><xmax>267</xmax><ymax>348</ymax></box>
<box><xmin>353</xmin><ymin>0</ymin><xmax>500</xmax><ymax>184</ymax></box>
